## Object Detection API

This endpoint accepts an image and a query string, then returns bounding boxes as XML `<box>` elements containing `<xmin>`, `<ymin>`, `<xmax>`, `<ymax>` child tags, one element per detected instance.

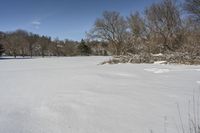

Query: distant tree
<box><xmin>78</xmin><ymin>39</ymin><xmax>91</xmax><ymax>56</ymax></box>
<box><xmin>103</xmin><ymin>50</ymin><xmax>108</xmax><ymax>56</ymax></box>
<box><xmin>5</xmin><ymin>33</ymin><xmax>20</xmax><ymax>58</ymax></box>
<box><xmin>88</xmin><ymin>11</ymin><xmax>128</xmax><ymax>55</ymax></box>
<box><xmin>184</xmin><ymin>0</ymin><xmax>200</xmax><ymax>22</ymax></box>
<box><xmin>64</xmin><ymin>39</ymin><xmax>78</xmax><ymax>56</ymax></box>
<box><xmin>0</xmin><ymin>29</ymin><xmax>82</xmax><ymax>57</ymax></box>
<box><xmin>0</xmin><ymin>43</ymin><xmax>4</xmax><ymax>56</ymax></box>
<box><xmin>14</xmin><ymin>30</ymin><xmax>29</xmax><ymax>57</ymax></box>
<box><xmin>87</xmin><ymin>40</ymin><xmax>110</xmax><ymax>55</ymax></box>
<box><xmin>0</xmin><ymin>32</ymin><xmax>5</xmax><ymax>56</ymax></box>
<box><xmin>39</xmin><ymin>36</ymin><xmax>51</xmax><ymax>57</ymax></box>
<box><xmin>27</xmin><ymin>33</ymin><xmax>39</xmax><ymax>57</ymax></box>
<box><xmin>51</xmin><ymin>38</ymin><xmax>65</xmax><ymax>56</ymax></box>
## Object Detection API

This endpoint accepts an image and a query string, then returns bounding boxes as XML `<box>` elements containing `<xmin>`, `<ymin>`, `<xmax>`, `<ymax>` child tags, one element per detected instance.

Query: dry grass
<box><xmin>177</xmin><ymin>89</ymin><xmax>200</xmax><ymax>133</ymax></box>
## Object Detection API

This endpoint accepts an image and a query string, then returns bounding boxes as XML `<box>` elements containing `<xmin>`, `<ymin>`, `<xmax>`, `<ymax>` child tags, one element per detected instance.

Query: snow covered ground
<box><xmin>0</xmin><ymin>56</ymin><xmax>199</xmax><ymax>133</ymax></box>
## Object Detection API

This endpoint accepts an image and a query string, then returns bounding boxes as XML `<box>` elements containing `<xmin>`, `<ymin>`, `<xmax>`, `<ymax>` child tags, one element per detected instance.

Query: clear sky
<box><xmin>0</xmin><ymin>0</ymin><xmax>162</xmax><ymax>41</ymax></box>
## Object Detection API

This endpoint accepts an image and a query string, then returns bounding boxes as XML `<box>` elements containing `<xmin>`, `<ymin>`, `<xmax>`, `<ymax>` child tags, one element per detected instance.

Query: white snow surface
<box><xmin>152</xmin><ymin>53</ymin><xmax>163</xmax><ymax>56</ymax></box>
<box><xmin>0</xmin><ymin>56</ymin><xmax>200</xmax><ymax>133</ymax></box>
<box><xmin>144</xmin><ymin>68</ymin><xmax>170</xmax><ymax>73</ymax></box>
<box><xmin>153</xmin><ymin>61</ymin><xmax>167</xmax><ymax>64</ymax></box>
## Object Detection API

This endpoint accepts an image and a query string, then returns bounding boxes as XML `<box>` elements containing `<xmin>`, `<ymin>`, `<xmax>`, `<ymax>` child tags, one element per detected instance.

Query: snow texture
<box><xmin>152</xmin><ymin>53</ymin><xmax>163</xmax><ymax>57</ymax></box>
<box><xmin>0</xmin><ymin>56</ymin><xmax>199</xmax><ymax>133</ymax></box>
<box><xmin>153</xmin><ymin>61</ymin><xmax>167</xmax><ymax>64</ymax></box>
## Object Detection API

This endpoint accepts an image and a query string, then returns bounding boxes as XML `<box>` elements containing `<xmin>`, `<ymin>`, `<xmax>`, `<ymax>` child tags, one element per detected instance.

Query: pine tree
<box><xmin>78</xmin><ymin>39</ymin><xmax>91</xmax><ymax>56</ymax></box>
<box><xmin>0</xmin><ymin>43</ymin><xmax>4</xmax><ymax>56</ymax></box>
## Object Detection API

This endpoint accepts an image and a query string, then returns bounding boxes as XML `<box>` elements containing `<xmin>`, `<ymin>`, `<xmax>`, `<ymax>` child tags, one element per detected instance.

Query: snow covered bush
<box><xmin>101</xmin><ymin>52</ymin><xmax>200</xmax><ymax>65</ymax></box>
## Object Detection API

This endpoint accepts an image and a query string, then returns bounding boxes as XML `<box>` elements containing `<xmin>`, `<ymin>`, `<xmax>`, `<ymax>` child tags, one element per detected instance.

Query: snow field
<box><xmin>0</xmin><ymin>56</ymin><xmax>199</xmax><ymax>133</ymax></box>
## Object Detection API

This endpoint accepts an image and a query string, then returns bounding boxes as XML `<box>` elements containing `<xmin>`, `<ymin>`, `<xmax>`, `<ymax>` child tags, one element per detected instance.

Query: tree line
<box><xmin>88</xmin><ymin>0</ymin><xmax>200</xmax><ymax>56</ymax></box>
<box><xmin>0</xmin><ymin>0</ymin><xmax>199</xmax><ymax>57</ymax></box>
<box><xmin>0</xmin><ymin>30</ymin><xmax>109</xmax><ymax>57</ymax></box>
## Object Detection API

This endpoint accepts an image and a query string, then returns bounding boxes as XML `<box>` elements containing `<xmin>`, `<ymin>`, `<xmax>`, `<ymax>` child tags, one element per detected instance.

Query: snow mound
<box><xmin>152</xmin><ymin>53</ymin><xmax>163</xmax><ymax>57</ymax></box>
<box><xmin>154</xmin><ymin>61</ymin><xmax>167</xmax><ymax>64</ymax></box>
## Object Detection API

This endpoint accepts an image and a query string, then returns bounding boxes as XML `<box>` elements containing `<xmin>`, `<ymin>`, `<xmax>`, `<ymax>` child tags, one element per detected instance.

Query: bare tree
<box><xmin>51</xmin><ymin>38</ymin><xmax>65</xmax><ymax>56</ymax></box>
<box><xmin>88</xmin><ymin>11</ymin><xmax>128</xmax><ymax>55</ymax></box>
<box><xmin>38</xmin><ymin>36</ymin><xmax>51</xmax><ymax>57</ymax></box>
<box><xmin>145</xmin><ymin>0</ymin><xmax>182</xmax><ymax>52</ymax></box>
<box><xmin>64</xmin><ymin>39</ymin><xmax>78</xmax><ymax>56</ymax></box>
<box><xmin>128</xmin><ymin>12</ymin><xmax>145</xmax><ymax>38</ymax></box>
<box><xmin>27</xmin><ymin>33</ymin><xmax>39</xmax><ymax>57</ymax></box>
<box><xmin>14</xmin><ymin>30</ymin><xmax>29</xmax><ymax>57</ymax></box>
<box><xmin>5</xmin><ymin>33</ymin><xmax>20</xmax><ymax>58</ymax></box>
<box><xmin>184</xmin><ymin>0</ymin><xmax>200</xmax><ymax>22</ymax></box>
<box><xmin>0</xmin><ymin>29</ymin><xmax>82</xmax><ymax>57</ymax></box>
<box><xmin>127</xmin><ymin>12</ymin><xmax>146</xmax><ymax>53</ymax></box>
<box><xmin>181</xmin><ymin>17</ymin><xmax>200</xmax><ymax>56</ymax></box>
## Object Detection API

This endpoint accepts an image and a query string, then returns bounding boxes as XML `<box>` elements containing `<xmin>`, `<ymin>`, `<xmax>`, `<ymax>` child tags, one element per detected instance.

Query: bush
<box><xmin>101</xmin><ymin>52</ymin><xmax>200</xmax><ymax>65</ymax></box>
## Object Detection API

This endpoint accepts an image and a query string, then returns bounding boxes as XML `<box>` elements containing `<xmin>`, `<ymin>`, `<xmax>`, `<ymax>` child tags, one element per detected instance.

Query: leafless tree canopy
<box><xmin>184</xmin><ymin>0</ymin><xmax>200</xmax><ymax>22</ymax></box>
<box><xmin>88</xmin><ymin>11</ymin><xmax>128</xmax><ymax>55</ymax></box>
<box><xmin>145</xmin><ymin>0</ymin><xmax>182</xmax><ymax>52</ymax></box>
<box><xmin>128</xmin><ymin>12</ymin><xmax>145</xmax><ymax>38</ymax></box>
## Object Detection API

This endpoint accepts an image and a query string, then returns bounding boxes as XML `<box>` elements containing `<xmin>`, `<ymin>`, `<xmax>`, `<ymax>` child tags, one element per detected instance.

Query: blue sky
<box><xmin>0</xmin><ymin>0</ymin><xmax>162</xmax><ymax>41</ymax></box>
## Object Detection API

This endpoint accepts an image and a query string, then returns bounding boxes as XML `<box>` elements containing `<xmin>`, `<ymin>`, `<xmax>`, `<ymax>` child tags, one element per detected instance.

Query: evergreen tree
<box><xmin>0</xmin><ymin>43</ymin><xmax>4</xmax><ymax>56</ymax></box>
<box><xmin>78</xmin><ymin>39</ymin><xmax>91</xmax><ymax>56</ymax></box>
